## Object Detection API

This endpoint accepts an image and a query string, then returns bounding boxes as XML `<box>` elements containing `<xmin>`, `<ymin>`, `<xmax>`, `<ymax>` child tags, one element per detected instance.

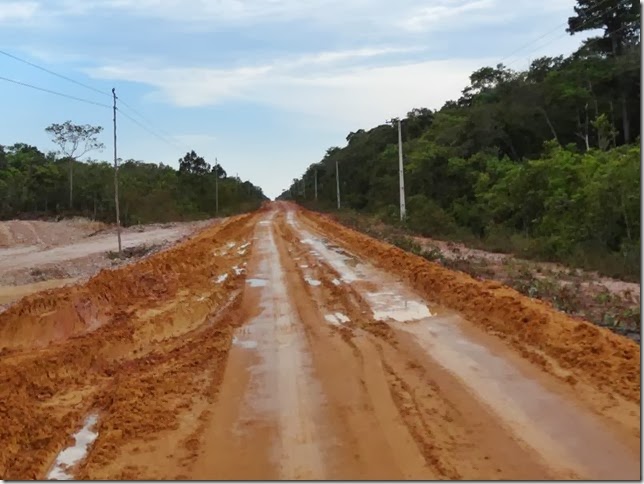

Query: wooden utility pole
<box><xmin>112</xmin><ymin>88</ymin><xmax>122</xmax><ymax>254</ymax></box>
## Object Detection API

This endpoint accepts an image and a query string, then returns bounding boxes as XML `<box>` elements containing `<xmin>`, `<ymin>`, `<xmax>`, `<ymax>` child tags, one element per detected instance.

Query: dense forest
<box><xmin>280</xmin><ymin>0</ymin><xmax>641</xmax><ymax>280</ymax></box>
<box><xmin>0</xmin><ymin>134</ymin><xmax>266</xmax><ymax>225</ymax></box>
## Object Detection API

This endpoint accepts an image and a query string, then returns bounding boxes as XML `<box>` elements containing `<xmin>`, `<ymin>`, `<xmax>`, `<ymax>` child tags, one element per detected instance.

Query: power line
<box><xmin>0</xmin><ymin>49</ymin><xmax>111</xmax><ymax>98</ymax></box>
<box><xmin>0</xmin><ymin>48</ymin><xmax>187</xmax><ymax>151</ymax></box>
<box><xmin>0</xmin><ymin>69</ymin><xmax>190</xmax><ymax>156</ymax></box>
<box><xmin>116</xmin><ymin>107</ymin><xmax>185</xmax><ymax>151</ymax></box>
<box><xmin>506</xmin><ymin>22</ymin><xmax>632</xmax><ymax>68</ymax></box>
<box><xmin>117</xmin><ymin>98</ymin><xmax>189</xmax><ymax>150</ymax></box>
<box><xmin>0</xmin><ymin>74</ymin><xmax>191</xmax><ymax>154</ymax></box>
<box><xmin>0</xmin><ymin>75</ymin><xmax>112</xmax><ymax>108</ymax></box>
<box><xmin>499</xmin><ymin>0</ymin><xmax>615</xmax><ymax>67</ymax></box>
<box><xmin>499</xmin><ymin>24</ymin><xmax>569</xmax><ymax>65</ymax></box>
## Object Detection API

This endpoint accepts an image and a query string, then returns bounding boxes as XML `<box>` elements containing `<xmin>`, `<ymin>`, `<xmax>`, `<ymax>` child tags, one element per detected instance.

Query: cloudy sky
<box><xmin>0</xmin><ymin>0</ymin><xmax>594</xmax><ymax>198</ymax></box>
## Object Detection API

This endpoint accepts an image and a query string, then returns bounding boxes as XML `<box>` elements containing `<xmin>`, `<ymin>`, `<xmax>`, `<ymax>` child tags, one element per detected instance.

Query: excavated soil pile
<box><xmin>0</xmin><ymin>212</ymin><xmax>258</xmax><ymax>479</ymax></box>
<box><xmin>304</xmin><ymin>209</ymin><xmax>640</xmax><ymax>404</ymax></box>
<box><xmin>0</xmin><ymin>219</ymin><xmax>106</xmax><ymax>248</ymax></box>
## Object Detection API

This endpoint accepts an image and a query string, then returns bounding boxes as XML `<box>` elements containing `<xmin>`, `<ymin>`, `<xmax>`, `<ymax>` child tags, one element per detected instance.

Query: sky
<box><xmin>0</xmin><ymin>0</ymin><xmax>596</xmax><ymax>199</ymax></box>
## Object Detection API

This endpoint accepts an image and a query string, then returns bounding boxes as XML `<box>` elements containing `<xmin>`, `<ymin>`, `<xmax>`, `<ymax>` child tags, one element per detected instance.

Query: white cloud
<box><xmin>31</xmin><ymin>0</ymin><xmax>516</xmax><ymax>32</ymax></box>
<box><xmin>400</xmin><ymin>0</ymin><xmax>497</xmax><ymax>32</ymax></box>
<box><xmin>46</xmin><ymin>0</ymin><xmax>365</xmax><ymax>24</ymax></box>
<box><xmin>85</xmin><ymin>46</ymin><xmax>425</xmax><ymax>108</ymax></box>
<box><xmin>90</xmin><ymin>64</ymin><xmax>271</xmax><ymax>106</ymax></box>
<box><xmin>262</xmin><ymin>59</ymin><xmax>490</xmax><ymax>126</ymax></box>
<box><xmin>286</xmin><ymin>46</ymin><xmax>423</xmax><ymax>67</ymax></box>
<box><xmin>0</xmin><ymin>1</ymin><xmax>39</xmax><ymax>22</ymax></box>
<box><xmin>87</xmin><ymin>48</ymin><xmax>490</xmax><ymax>128</ymax></box>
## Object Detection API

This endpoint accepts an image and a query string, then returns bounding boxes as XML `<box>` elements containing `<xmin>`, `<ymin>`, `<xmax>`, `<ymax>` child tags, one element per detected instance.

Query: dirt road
<box><xmin>0</xmin><ymin>204</ymin><xmax>639</xmax><ymax>480</ymax></box>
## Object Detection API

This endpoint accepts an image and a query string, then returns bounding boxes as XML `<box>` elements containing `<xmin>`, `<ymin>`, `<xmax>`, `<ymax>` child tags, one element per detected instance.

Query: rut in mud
<box><xmin>0</xmin><ymin>203</ymin><xmax>639</xmax><ymax>480</ymax></box>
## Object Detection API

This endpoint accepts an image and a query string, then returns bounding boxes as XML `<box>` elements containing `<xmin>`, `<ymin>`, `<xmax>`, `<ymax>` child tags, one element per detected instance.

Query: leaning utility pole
<box><xmin>112</xmin><ymin>88</ymin><xmax>122</xmax><ymax>254</ymax></box>
<box><xmin>214</xmin><ymin>157</ymin><xmax>219</xmax><ymax>216</ymax></box>
<box><xmin>397</xmin><ymin>118</ymin><xmax>406</xmax><ymax>221</ymax></box>
<box><xmin>335</xmin><ymin>160</ymin><xmax>341</xmax><ymax>209</ymax></box>
<box><xmin>314</xmin><ymin>168</ymin><xmax>318</xmax><ymax>201</ymax></box>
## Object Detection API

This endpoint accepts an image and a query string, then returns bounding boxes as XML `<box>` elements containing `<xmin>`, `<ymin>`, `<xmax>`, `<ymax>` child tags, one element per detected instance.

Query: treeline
<box><xmin>0</xmin><ymin>143</ymin><xmax>266</xmax><ymax>225</ymax></box>
<box><xmin>280</xmin><ymin>0</ymin><xmax>640</xmax><ymax>280</ymax></box>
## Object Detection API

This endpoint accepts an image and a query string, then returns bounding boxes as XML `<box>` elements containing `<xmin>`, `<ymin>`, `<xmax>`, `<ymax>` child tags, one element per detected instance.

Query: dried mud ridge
<box><xmin>0</xmin><ymin>204</ymin><xmax>639</xmax><ymax>480</ymax></box>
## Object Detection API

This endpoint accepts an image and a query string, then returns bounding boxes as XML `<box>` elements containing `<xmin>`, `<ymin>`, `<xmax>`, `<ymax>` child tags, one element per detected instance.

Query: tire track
<box><xmin>279</xmin><ymin>206</ymin><xmax>639</xmax><ymax>480</ymax></box>
<box><xmin>276</xmin><ymin>210</ymin><xmax>553</xmax><ymax>479</ymax></box>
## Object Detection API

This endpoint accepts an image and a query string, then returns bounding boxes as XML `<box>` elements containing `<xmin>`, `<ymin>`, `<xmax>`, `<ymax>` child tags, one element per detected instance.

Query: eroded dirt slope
<box><xmin>0</xmin><ymin>212</ymin><xmax>259</xmax><ymax>479</ymax></box>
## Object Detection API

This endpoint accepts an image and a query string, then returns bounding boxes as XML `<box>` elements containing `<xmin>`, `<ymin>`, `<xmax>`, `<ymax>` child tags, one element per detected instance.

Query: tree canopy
<box><xmin>0</xmin><ymin>142</ymin><xmax>266</xmax><ymax>225</ymax></box>
<box><xmin>280</xmin><ymin>1</ymin><xmax>640</xmax><ymax>280</ymax></box>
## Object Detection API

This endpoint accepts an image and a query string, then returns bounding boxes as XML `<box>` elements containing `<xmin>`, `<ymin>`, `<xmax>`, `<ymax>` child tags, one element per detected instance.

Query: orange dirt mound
<box><xmin>0</xmin><ymin>212</ymin><xmax>257</xmax><ymax>479</ymax></box>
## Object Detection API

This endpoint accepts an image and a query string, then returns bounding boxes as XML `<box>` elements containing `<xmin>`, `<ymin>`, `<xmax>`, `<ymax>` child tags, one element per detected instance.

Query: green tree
<box><xmin>567</xmin><ymin>0</ymin><xmax>640</xmax><ymax>142</ymax></box>
<box><xmin>45</xmin><ymin>121</ymin><xmax>105</xmax><ymax>209</ymax></box>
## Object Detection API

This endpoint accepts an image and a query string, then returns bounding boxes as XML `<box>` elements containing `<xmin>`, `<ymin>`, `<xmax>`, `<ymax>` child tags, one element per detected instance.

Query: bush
<box><xmin>405</xmin><ymin>194</ymin><xmax>458</xmax><ymax>237</ymax></box>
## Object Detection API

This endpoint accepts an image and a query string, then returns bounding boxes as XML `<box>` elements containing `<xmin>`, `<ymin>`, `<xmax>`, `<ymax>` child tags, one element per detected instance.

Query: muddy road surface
<box><xmin>0</xmin><ymin>204</ymin><xmax>639</xmax><ymax>480</ymax></box>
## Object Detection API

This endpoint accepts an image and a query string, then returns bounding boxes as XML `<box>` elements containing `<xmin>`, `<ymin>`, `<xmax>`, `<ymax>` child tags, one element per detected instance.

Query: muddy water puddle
<box><xmin>47</xmin><ymin>413</ymin><xmax>99</xmax><ymax>480</ymax></box>
<box><xmin>323</xmin><ymin>313</ymin><xmax>350</xmax><ymax>326</ymax></box>
<box><xmin>231</xmin><ymin>213</ymin><xmax>326</xmax><ymax>479</ymax></box>
<box><xmin>246</xmin><ymin>278</ymin><xmax>268</xmax><ymax>287</ymax></box>
<box><xmin>286</xmin><ymin>210</ymin><xmax>640</xmax><ymax>480</ymax></box>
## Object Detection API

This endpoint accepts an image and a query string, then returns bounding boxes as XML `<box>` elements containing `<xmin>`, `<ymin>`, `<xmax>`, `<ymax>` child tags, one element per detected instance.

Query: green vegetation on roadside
<box><xmin>0</xmin><ymin>133</ymin><xmax>267</xmax><ymax>225</ymax></box>
<box><xmin>280</xmin><ymin>0</ymin><xmax>641</xmax><ymax>282</ymax></box>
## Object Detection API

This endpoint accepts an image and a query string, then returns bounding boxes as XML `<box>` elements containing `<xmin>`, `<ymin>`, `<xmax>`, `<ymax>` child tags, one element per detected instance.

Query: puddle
<box><xmin>366</xmin><ymin>293</ymin><xmax>432</xmax><ymax>322</ymax></box>
<box><xmin>247</xmin><ymin>278</ymin><xmax>268</xmax><ymax>287</ymax></box>
<box><xmin>335</xmin><ymin>313</ymin><xmax>350</xmax><ymax>323</ymax></box>
<box><xmin>324</xmin><ymin>313</ymin><xmax>350</xmax><ymax>326</ymax></box>
<box><xmin>233</xmin><ymin>265</ymin><xmax>245</xmax><ymax>275</ymax></box>
<box><xmin>232</xmin><ymin>336</ymin><xmax>258</xmax><ymax>349</ymax></box>
<box><xmin>305</xmin><ymin>277</ymin><xmax>321</xmax><ymax>287</ymax></box>
<box><xmin>47</xmin><ymin>413</ymin><xmax>99</xmax><ymax>480</ymax></box>
<box><xmin>215</xmin><ymin>273</ymin><xmax>229</xmax><ymax>284</ymax></box>
<box><xmin>289</xmin><ymin>218</ymin><xmax>426</xmax><ymax>312</ymax></box>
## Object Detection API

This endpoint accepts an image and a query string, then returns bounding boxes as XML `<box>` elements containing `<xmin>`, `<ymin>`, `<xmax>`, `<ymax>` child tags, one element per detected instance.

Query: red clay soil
<box><xmin>0</xmin><ymin>212</ymin><xmax>259</xmax><ymax>479</ymax></box>
<box><xmin>304</xmin><ymin>209</ymin><xmax>640</xmax><ymax>404</ymax></box>
<box><xmin>0</xmin><ymin>204</ymin><xmax>639</xmax><ymax>480</ymax></box>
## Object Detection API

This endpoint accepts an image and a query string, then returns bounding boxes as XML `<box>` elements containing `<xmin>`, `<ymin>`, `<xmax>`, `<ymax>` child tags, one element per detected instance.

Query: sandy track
<box><xmin>0</xmin><ymin>224</ymin><xmax>207</xmax><ymax>275</ymax></box>
<box><xmin>0</xmin><ymin>204</ymin><xmax>639</xmax><ymax>480</ymax></box>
